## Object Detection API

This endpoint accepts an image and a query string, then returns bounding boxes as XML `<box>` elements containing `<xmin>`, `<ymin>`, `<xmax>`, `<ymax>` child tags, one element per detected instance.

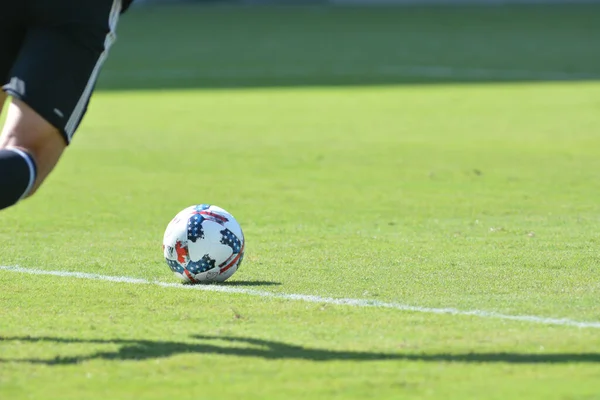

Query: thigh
<box><xmin>0</xmin><ymin>3</ymin><xmax>26</xmax><ymax>89</ymax></box>
<box><xmin>3</xmin><ymin>0</ymin><xmax>122</xmax><ymax>145</ymax></box>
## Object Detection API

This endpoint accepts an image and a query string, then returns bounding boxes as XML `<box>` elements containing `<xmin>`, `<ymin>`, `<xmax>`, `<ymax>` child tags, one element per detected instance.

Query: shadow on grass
<box><xmin>183</xmin><ymin>280</ymin><xmax>282</xmax><ymax>287</ymax></box>
<box><xmin>220</xmin><ymin>281</ymin><xmax>282</xmax><ymax>287</ymax></box>
<box><xmin>1</xmin><ymin>335</ymin><xmax>599</xmax><ymax>365</ymax></box>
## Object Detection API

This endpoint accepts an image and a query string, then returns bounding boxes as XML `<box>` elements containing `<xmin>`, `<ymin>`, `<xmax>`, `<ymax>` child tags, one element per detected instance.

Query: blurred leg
<box><xmin>0</xmin><ymin>3</ymin><xmax>29</xmax><ymax>210</ymax></box>
<box><xmin>0</xmin><ymin>0</ymin><xmax>122</xmax><ymax>211</ymax></box>
<box><xmin>0</xmin><ymin>98</ymin><xmax>66</xmax><ymax>197</ymax></box>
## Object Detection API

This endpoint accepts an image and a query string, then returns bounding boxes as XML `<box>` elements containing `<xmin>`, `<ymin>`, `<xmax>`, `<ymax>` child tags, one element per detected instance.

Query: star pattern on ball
<box><xmin>187</xmin><ymin>254</ymin><xmax>217</xmax><ymax>274</ymax></box>
<box><xmin>166</xmin><ymin>259</ymin><xmax>184</xmax><ymax>273</ymax></box>
<box><xmin>187</xmin><ymin>214</ymin><xmax>205</xmax><ymax>242</ymax></box>
<box><xmin>220</xmin><ymin>229</ymin><xmax>242</xmax><ymax>253</ymax></box>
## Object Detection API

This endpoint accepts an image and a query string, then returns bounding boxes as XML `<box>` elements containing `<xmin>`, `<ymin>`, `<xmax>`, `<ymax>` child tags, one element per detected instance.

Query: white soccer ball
<box><xmin>163</xmin><ymin>204</ymin><xmax>245</xmax><ymax>283</ymax></box>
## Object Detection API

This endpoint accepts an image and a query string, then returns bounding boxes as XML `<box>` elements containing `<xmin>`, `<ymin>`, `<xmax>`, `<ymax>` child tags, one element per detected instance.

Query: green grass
<box><xmin>102</xmin><ymin>3</ymin><xmax>600</xmax><ymax>89</ymax></box>
<box><xmin>2</xmin><ymin>4</ymin><xmax>600</xmax><ymax>400</ymax></box>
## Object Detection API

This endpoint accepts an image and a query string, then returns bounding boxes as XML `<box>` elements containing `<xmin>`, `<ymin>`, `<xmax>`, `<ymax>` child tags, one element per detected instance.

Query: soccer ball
<box><xmin>162</xmin><ymin>204</ymin><xmax>245</xmax><ymax>283</ymax></box>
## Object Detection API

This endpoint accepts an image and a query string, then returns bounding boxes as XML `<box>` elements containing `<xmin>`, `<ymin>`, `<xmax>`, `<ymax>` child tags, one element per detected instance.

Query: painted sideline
<box><xmin>2</xmin><ymin>265</ymin><xmax>599</xmax><ymax>329</ymax></box>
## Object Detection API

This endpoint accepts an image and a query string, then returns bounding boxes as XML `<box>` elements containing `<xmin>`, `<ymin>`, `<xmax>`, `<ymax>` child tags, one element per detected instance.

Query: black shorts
<box><xmin>0</xmin><ymin>0</ymin><xmax>123</xmax><ymax>144</ymax></box>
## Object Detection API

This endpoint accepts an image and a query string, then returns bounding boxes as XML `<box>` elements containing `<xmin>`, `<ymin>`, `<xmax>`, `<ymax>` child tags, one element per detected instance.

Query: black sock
<box><xmin>0</xmin><ymin>148</ymin><xmax>37</xmax><ymax>210</ymax></box>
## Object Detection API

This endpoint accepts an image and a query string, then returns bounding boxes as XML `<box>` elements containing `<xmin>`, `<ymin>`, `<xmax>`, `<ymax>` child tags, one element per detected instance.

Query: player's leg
<box><xmin>0</xmin><ymin>0</ymin><xmax>122</xmax><ymax>211</ymax></box>
<box><xmin>0</xmin><ymin>4</ymin><xmax>32</xmax><ymax>210</ymax></box>
<box><xmin>0</xmin><ymin>98</ymin><xmax>65</xmax><ymax>199</ymax></box>
<box><xmin>0</xmin><ymin>1</ymin><xmax>25</xmax><ymax>114</ymax></box>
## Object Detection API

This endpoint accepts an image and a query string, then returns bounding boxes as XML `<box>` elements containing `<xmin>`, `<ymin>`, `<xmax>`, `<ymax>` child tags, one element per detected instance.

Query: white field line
<box><xmin>102</xmin><ymin>65</ymin><xmax>600</xmax><ymax>81</ymax></box>
<box><xmin>2</xmin><ymin>265</ymin><xmax>599</xmax><ymax>329</ymax></box>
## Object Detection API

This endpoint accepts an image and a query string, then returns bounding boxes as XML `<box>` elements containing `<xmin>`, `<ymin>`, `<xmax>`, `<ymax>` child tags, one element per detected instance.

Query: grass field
<box><xmin>2</xmin><ymin>4</ymin><xmax>600</xmax><ymax>399</ymax></box>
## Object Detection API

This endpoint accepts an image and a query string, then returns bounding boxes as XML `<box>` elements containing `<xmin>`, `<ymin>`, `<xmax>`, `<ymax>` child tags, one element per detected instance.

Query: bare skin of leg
<box><xmin>0</xmin><ymin>98</ymin><xmax>66</xmax><ymax>196</ymax></box>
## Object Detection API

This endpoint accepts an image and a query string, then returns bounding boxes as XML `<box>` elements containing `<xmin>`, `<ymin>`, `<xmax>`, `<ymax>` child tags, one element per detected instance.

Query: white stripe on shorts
<box><xmin>64</xmin><ymin>0</ymin><xmax>122</xmax><ymax>139</ymax></box>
